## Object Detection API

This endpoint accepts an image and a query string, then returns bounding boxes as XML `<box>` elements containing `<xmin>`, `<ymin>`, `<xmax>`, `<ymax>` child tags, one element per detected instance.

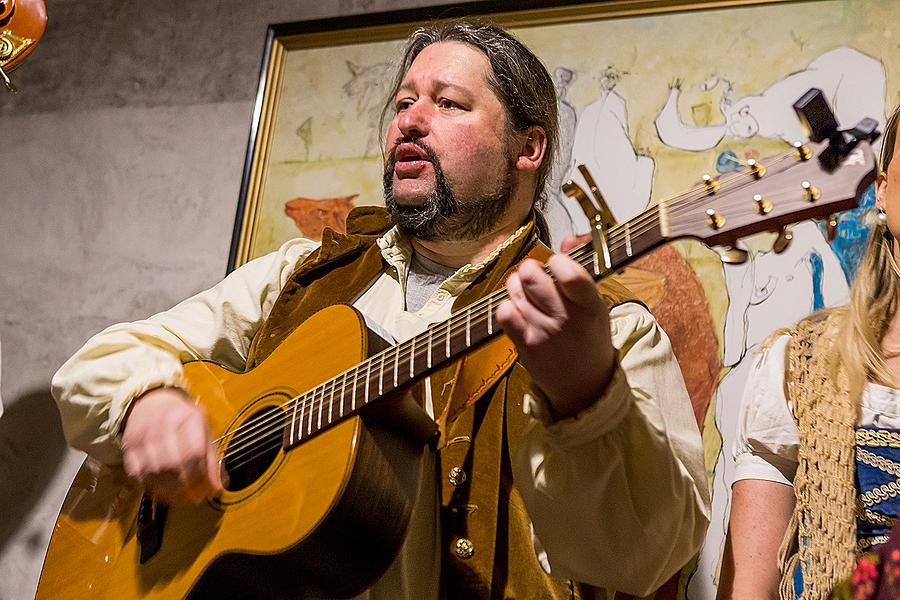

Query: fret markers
<box><xmin>488</xmin><ymin>298</ymin><xmax>493</xmax><ymax>335</ymax></box>
<box><xmin>364</xmin><ymin>361</ymin><xmax>372</xmax><ymax>405</ymax></box>
<box><xmin>393</xmin><ymin>347</ymin><xmax>399</xmax><ymax>387</ymax></box>
<box><xmin>298</xmin><ymin>401</ymin><xmax>306</xmax><ymax>440</ymax></box>
<box><xmin>290</xmin><ymin>400</ymin><xmax>299</xmax><ymax>445</ymax></box>
<box><xmin>465</xmin><ymin>311</ymin><xmax>471</xmax><ymax>346</ymax></box>
<box><xmin>328</xmin><ymin>378</ymin><xmax>335</xmax><ymax>422</ymax></box>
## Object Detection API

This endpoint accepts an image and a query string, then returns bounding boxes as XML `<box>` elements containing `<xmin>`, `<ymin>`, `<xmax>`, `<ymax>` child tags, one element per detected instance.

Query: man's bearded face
<box><xmin>383</xmin><ymin>136</ymin><xmax>515</xmax><ymax>241</ymax></box>
<box><xmin>381</xmin><ymin>42</ymin><xmax>524</xmax><ymax>242</ymax></box>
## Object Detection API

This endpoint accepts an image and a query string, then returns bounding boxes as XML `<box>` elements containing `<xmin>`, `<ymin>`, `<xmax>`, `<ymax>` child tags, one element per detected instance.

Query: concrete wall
<box><xmin>0</xmin><ymin>1</ymin><xmax>449</xmax><ymax>597</ymax></box>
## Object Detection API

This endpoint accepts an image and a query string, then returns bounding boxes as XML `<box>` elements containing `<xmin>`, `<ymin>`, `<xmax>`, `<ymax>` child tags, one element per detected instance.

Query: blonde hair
<box><xmin>839</xmin><ymin>104</ymin><xmax>900</xmax><ymax>397</ymax></box>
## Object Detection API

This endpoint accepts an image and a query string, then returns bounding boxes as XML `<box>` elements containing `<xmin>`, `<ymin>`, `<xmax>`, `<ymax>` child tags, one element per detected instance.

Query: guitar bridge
<box><xmin>137</xmin><ymin>495</ymin><xmax>168</xmax><ymax>564</ymax></box>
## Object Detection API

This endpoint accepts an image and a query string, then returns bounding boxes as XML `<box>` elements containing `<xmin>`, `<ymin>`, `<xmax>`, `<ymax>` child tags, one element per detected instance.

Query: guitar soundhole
<box><xmin>222</xmin><ymin>406</ymin><xmax>285</xmax><ymax>491</ymax></box>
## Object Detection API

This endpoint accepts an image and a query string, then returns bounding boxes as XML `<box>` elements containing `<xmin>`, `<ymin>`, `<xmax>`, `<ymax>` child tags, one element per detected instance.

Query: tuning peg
<box><xmin>754</xmin><ymin>194</ymin><xmax>772</xmax><ymax>215</ymax></box>
<box><xmin>773</xmin><ymin>227</ymin><xmax>793</xmax><ymax>254</ymax></box>
<box><xmin>747</xmin><ymin>159</ymin><xmax>766</xmax><ymax>179</ymax></box>
<box><xmin>792</xmin><ymin>141</ymin><xmax>812</xmax><ymax>161</ymax></box>
<box><xmin>706</xmin><ymin>208</ymin><xmax>726</xmax><ymax>230</ymax></box>
<box><xmin>718</xmin><ymin>246</ymin><xmax>749</xmax><ymax>264</ymax></box>
<box><xmin>802</xmin><ymin>180</ymin><xmax>821</xmax><ymax>202</ymax></box>
<box><xmin>825</xmin><ymin>214</ymin><xmax>839</xmax><ymax>242</ymax></box>
<box><xmin>702</xmin><ymin>174</ymin><xmax>719</xmax><ymax>195</ymax></box>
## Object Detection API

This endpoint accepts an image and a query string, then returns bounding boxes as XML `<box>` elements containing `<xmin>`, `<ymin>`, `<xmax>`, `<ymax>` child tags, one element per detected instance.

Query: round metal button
<box><xmin>454</xmin><ymin>537</ymin><xmax>475</xmax><ymax>559</ymax></box>
<box><xmin>448</xmin><ymin>466</ymin><xmax>466</xmax><ymax>487</ymax></box>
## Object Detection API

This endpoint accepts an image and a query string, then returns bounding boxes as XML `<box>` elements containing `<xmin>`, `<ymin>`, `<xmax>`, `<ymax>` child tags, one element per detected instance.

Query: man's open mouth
<box><xmin>395</xmin><ymin>144</ymin><xmax>430</xmax><ymax>163</ymax></box>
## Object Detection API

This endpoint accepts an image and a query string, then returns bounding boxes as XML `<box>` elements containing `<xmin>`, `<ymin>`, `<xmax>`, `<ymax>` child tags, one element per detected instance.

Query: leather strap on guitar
<box><xmin>433</xmin><ymin>241</ymin><xmax>553</xmax><ymax>448</ymax></box>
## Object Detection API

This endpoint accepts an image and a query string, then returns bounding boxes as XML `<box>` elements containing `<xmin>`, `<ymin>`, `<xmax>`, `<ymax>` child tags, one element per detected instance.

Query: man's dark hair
<box><xmin>381</xmin><ymin>21</ymin><xmax>559</xmax><ymax>209</ymax></box>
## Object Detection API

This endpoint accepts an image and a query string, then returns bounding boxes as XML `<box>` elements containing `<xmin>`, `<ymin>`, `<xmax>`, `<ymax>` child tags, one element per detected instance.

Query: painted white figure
<box><xmin>342</xmin><ymin>60</ymin><xmax>392</xmax><ymax>158</ymax></box>
<box><xmin>567</xmin><ymin>69</ymin><xmax>655</xmax><ymax>229</ymax></box>
<box><xmin>687</xmin><ymin>220</ymin><xmax>849</xmax><ymax>599</ymax></box>
<box><xmin>656</xmin><ymin>47</ymin><xmax>885</xmax><ymax>153</ymax></box>
<box><xmin>543</xmin><ymin>66</ymin><xmax>582</xmax><ymax>248</ymax></box>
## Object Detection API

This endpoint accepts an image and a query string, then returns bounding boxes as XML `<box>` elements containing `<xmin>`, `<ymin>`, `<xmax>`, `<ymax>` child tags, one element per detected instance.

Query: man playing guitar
<box><xmin>51</xmin><ymin>21</ymin><xmax>709</xmax><ymax>599</ymax></box>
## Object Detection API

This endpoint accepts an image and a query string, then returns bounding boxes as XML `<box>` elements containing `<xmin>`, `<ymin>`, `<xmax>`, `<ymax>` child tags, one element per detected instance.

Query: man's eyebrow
<box><xmin>396</xmin><ymin>79</ymin><xmax>475</xmax><ymax>97</ymax></box>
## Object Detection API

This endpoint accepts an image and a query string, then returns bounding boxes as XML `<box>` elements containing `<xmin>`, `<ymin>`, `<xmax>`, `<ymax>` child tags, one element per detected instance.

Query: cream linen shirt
<box><xmin>52</xmin><ymin>227</ymin><xmax>709</xmax><ymax>597</ymax></box>
<box><xmin>732</xmin><ymin>334</ymin><xmax>900</xmax><ymax>486</ymax></box>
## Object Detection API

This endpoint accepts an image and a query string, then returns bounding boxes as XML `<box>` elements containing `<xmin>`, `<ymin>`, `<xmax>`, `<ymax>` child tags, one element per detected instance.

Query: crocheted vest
<box><xmin>780</xmin><ymin>309</ymin><xmax>900</xmax><ymax>598</ymax></box>
<box><xmin>246</xmin><ymin>206</ymin><xmax>639</xmax><ymax>599</ymax></box>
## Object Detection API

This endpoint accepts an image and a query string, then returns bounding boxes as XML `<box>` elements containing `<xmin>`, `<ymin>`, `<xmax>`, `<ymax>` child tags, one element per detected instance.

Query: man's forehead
<box><xmin>399</xmin><ymin>41</ymin><xmax>492</xmax><ymax>89</ymax></box>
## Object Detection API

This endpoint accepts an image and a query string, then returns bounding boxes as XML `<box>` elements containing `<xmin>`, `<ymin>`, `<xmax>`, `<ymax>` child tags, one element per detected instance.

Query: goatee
<box><xmin>383</xmin><ymin>137</ymin><xmax>515</xmax><ymax>242</ymax></box>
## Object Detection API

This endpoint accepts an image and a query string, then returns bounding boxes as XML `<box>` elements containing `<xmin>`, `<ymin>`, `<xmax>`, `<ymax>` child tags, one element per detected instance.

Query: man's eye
<box><xmin>438</xmin><ymin>98</ymin><xmax>459</xmax><ymax>109</ymax></box>
<box><xmin>396</xmin><ymin>99</ymin><xmax>414</xmax><ymax>111</ymax></box>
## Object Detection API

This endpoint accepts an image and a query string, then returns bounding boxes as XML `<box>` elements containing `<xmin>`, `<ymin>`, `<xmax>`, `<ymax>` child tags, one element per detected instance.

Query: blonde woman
<box><xmin>719</xmin><ymin>105</ymin><xmax>900</xmax><ymax>599</ymax></box>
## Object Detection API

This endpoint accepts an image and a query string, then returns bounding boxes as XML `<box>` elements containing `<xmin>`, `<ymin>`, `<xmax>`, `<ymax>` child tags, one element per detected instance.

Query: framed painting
<box><xmin>228</xmin><ymin>0</ymin><xmax>812</xmax><ymax>270</ymax></box>
<box><xmin>231</xmin><ymin>0</ymin><xmax>898</xmax><ymax>597</ymax></box>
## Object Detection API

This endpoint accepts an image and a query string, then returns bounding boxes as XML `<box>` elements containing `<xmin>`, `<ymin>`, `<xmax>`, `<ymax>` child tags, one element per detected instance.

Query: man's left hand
<box><xmin>496</xmin><ymin>236</ymin><xmax>616</xmax><ymax>419</ymax></box>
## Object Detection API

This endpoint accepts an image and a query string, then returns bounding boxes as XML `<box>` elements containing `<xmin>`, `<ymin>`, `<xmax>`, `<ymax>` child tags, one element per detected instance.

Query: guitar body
<box><xmin>37</xmin><ymin>305</ymin><xmax>425</xmax><ymax>599</ymax></box>
<box><xmin>37</xmin><ymin>131</ymin><xmax>879</xmax><ymax>599</ymax></box>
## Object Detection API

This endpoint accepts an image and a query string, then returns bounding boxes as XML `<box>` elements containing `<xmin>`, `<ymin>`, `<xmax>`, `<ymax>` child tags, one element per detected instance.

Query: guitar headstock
<box><xmin>661</xmin><ymin>140</ymin><xmax>877</xmax><ymax>248</ymax></box>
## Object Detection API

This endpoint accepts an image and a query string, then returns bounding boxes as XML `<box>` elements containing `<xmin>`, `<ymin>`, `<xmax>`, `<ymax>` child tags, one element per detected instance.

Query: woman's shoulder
<box><xmin>791</xmin><ymin>305</ymin><xmax>850</xmax><ymax>340</ymax></box>
<box><xmin>797</xmin><ymin>305</ymin><xmax>849</xmax><ymax>328</ymax></box>
<box><xmin>754</xmin><ymin>306</ymin><xmax>849</xmax><ymax>357</ymax></box>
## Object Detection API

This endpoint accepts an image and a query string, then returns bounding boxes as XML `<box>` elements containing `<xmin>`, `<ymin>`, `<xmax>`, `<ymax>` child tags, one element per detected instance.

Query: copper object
<box><xmin>0</xmin><ymin>0</ymin><xmax>47</xmax><ymax>92</ymax></box>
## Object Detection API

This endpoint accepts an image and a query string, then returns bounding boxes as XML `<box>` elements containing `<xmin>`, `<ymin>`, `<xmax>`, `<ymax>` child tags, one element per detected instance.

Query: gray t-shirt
<box><xmin>405</xmin><ymin>251</ymin><xmax>457</xmax><ymax>313</ymax></box>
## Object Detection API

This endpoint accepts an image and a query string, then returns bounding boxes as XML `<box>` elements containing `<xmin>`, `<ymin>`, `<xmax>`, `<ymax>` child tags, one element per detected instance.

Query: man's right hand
<box><xmin>121</xmin><ymin>387</ymin><xmax>224</xmax><ymax>504</ymax></box>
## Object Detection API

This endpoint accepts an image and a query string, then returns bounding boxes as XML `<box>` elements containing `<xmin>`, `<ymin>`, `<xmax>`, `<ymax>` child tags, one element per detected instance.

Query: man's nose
<box><xmin>397</xmin><ymin>100</ymin><xmax>430</xmax><ymax>138</ymax></box>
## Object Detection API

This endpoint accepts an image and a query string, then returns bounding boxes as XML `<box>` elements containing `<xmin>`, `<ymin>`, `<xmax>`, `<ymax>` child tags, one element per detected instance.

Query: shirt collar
<box><xmin>376</xmin><ymin>222</ymin><xmax>533</xmax><ymax>286</ymax></box>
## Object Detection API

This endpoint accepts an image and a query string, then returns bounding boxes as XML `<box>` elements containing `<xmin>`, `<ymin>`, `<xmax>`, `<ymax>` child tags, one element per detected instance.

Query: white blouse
<box><xmin>732</xmin><ymin>334</ymin><xmax>900</xmax><ymax>486</ymax></box>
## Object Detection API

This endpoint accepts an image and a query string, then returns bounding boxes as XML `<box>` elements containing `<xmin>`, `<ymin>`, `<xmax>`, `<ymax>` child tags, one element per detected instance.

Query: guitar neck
<box><xmin>283</xmin><ymin>208</ymin><xmax>664</xmax><ymax>450</ymax></box>
<box><xmin>284</xmin><ymin>138</ymin><xmax>878</xmax><ymax>448</ymax></box>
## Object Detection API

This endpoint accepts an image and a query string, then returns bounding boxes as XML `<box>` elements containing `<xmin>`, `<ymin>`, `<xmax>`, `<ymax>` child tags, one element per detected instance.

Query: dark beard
<box><xmin>383</xmin><ymin>137</ymin><xmax>515</xmax><ymax>242</ymax></box>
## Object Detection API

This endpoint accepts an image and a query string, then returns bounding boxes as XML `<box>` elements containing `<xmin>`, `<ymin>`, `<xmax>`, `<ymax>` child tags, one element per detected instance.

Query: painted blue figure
<box><xmin>715</xmin><ymin>150</ymin><xmax>741</xmax><ymax>174</ymax></box>
<box><xmin>819</xmin><ymin>183</ymin><xmax>878</xmax><ymax>284</ymax></box>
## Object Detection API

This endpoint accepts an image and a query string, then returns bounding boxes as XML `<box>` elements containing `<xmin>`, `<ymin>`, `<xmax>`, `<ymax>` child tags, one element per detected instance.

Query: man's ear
<box><xmin>876</xmin><ymin>170</ymin><xmax>888</xmax><ymax>212</ymax></box>
<box><xmin>515</xmin><ymin>126</ymin><xmax>547</xmax><ymax>174</ymax></box>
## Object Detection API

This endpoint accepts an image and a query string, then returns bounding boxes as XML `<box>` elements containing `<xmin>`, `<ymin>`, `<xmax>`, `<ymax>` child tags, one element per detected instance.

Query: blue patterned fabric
<box><xmin>792</xmin><ymin>428</ymin><xmax>900</xmax><ymax>598</ymax></box>
<box><xmin>856</xmin><ymin>427</ymin><xmax>900</xmax><ymax>551</ymax></box>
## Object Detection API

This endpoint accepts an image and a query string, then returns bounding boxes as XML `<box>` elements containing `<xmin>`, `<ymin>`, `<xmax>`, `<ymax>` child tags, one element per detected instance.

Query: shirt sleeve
<box><xmin>512</xmin><ymin>302</ymin><xmax>711</xmax><ymax>596</ymax></box>
<box><xmin>51</xmin><ymin>238</ymin><xmax>319</xmax><ymax>464</ymax></box>
<box><xmin>731</xmin><ymin>334</ymin><xmax>800</xmax><ymax>486</ymax></box>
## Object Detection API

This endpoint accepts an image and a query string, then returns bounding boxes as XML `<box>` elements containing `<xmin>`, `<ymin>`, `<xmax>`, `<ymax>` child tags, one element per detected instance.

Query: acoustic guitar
<box><xmin>0</xmin><ymin>0</ymin><xmax>47</xmax><ymax>92</ymax></box>
<box><xmin>37</xmin><ymin>131</ymin><xmax>878</xmax><ymax>598</ymax></box>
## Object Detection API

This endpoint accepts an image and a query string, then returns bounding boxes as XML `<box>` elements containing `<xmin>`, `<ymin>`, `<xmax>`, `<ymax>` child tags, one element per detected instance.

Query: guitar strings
<box><xmin>216</xmin><ymin>148</ymin><xmax>805</xmax><ymax>465</ymax></box>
